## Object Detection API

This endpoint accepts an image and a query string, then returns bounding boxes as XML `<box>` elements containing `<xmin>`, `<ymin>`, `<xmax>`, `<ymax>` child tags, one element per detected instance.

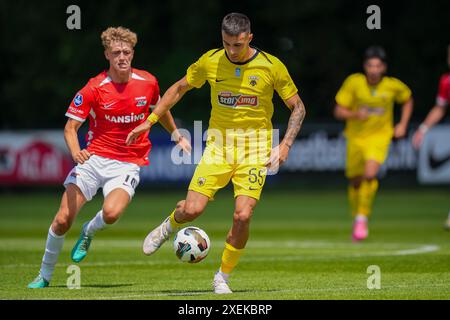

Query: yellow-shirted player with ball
<box><xmin>334</xmin><ymin>46</ymin><xmax>413</xmax><ymax>241</ymax></box>
<box><xmin>127</xmin><ymin>12</ymin><xmax>306</xmax><ymax>293</ymax></box>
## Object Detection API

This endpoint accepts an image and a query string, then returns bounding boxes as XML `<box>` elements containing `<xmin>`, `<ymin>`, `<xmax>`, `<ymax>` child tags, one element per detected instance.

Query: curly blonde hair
<box><xmin>101</xmin><ymin>26</ymin><xmax>137</xmax><ymax>50</ymax></box>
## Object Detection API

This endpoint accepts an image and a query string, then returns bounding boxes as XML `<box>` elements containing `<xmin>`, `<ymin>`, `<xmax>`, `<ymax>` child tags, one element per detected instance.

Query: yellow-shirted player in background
<box><xmin>127</xmin><ymin>13</ymin><xmax>306</xmax><ymax>293</ymax></box>
<box><xmin>334</xmin><ymin>46</ymin><xmax>413</xmax><ymax>241</ymax></box>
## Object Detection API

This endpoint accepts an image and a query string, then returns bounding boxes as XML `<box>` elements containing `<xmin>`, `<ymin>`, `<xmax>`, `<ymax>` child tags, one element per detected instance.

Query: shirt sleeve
<box><xmin>436</xmin><ymin>75</ymin><xmax>449</xmax><ymax>107</ymax></box>
<box><xmin>393</xmin><ymin>78</ymin><xmax>412</xmax><ymax>104</ymax></box>
<box><xmin>335</xmin><ymin>75</ymin><xmax>355</xmax><ymax>108</ymax></box>
<box><xmin>273</xmin><ymin>58</ymin><xmax>298</xmax><ymax>103</ymax></box>
<box><xmin>186</xmin><ymin>53</ymin><xmax>208</xmax><ymax>88</ymax></box>
<box><xmin>65</xmin><ymin>84</ymin><xmax>95</xmax><ymax>122</ymax></box>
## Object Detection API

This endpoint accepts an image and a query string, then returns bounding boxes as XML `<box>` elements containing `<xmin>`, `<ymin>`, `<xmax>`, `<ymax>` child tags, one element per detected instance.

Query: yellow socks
<box><xmin>357</xmin><ymin>179</ymin><xmax>379</xmax><ymax>217</ymax></box>
<box><xmin>169</xmin><ymin>209</ymin><xmax>184</xmax><ymax>231</ymax></box>
<box><xmin>348</xmin><ymin>185</ymin><xmax>359</xmax><ymax>217</ymax></box>
<box><xmin>220</xmin><ymin>242</ymin><xmax>243</xmax><ymax>274</ymax></box>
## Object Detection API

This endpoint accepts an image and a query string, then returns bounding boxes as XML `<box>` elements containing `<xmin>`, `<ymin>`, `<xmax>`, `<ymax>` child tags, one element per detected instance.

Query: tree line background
<box><xmin>1</xmin><ymin>0</ymin><xmax>449</xmax><ymax>130</ymax></box>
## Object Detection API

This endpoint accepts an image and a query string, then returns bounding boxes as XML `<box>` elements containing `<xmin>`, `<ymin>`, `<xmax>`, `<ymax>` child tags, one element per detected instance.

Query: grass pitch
<box><xmin>0</xmin><ymin>188</ymin><xmax>449</xmax><ymax>300</ymax></box>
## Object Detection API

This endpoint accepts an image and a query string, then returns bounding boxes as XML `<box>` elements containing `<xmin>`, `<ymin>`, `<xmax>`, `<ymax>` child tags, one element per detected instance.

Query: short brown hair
<box><xmin>364</xmin><ymin>45</ymin><xmax>387</xmax><ymax>63</ymax></box>
<box><xmin>222</xmin><ymin>13</ymin><xmax>251</xmax><ymax>36</ymax></box>
<box><xmin>101</xmin><ymin>26</ymin><xmax>137</xmax><ymax>50</ymax></box>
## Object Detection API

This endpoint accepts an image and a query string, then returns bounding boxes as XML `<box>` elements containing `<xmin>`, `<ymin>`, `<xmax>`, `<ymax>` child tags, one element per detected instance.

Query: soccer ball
<box><xmin>173</xmin><ymin>227</ymin><xmax>211</xmax><ymax>263</ymax></box>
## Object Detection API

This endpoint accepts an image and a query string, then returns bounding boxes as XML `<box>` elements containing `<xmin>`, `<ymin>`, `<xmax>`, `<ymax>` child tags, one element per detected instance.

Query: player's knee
<box><xmin>349</xmin><ymin>177</ymin><xmax>363</xmax><ymax>188</ymax></box>
<box><xmin>182</xmin><ymin>202</ymin><xmax>204</xmax><ymax>221</ymax></box>
<box><xmin>176</xmin><ymin>200</ymin><xmax>186</xmax><ymax>211</ymax></box>
<box><xmin>233</xmin><ymin>207</ymin><xmax>253</xmax><ymax>225</ymax></box>
<box><xmin>52</xmin><ymin>212</ymin><xmax>71</xmax><ymax>235</ymax></box>
<box><xmin>103</xmin><ymin>214</ymin><xmax>120</xmax><ymax>224</ymax></box>
<box><xmin>102</xmin><ymin>205</ymin><xmax>123</xmax><ymax>224</ymax></box>
<box><xmin>363</xmin><ymin>173</ymin><xmax>377</xmax><ymax>181</ymax></box>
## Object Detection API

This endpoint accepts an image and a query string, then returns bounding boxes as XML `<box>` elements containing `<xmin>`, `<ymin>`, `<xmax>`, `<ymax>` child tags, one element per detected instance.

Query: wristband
<box><xmin>418</xmin><ymin>124</ymin><xmax>429</xmax><ymax>134</ymax></box>
<box><xmin>147</xmin><ymin>113</ymin><xmax>160</xmax><ymax>125</ymax></box>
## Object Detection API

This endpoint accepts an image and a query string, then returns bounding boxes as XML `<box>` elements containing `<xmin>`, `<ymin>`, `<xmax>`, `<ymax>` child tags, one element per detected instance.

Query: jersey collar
<box><xmin>225</xmin><ymin>46</ymin><xmax>260</xmax><ymax>65</ymax></box>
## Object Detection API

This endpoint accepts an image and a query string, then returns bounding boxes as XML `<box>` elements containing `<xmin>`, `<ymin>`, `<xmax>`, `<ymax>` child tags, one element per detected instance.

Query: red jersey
<box><xmin>436</xmin><ymin>72</ymin><xmax>450</xmax><ymax>107</ymax></box>
<box><xmin>66</xmin><ymin>69</ymin><xmax>160</xmax><ymax>166</ymax></box>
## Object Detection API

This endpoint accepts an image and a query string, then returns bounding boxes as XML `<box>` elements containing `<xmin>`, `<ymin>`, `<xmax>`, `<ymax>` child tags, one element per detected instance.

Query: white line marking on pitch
<box><xmin>393</xmin><ymin>245</ymin><xmax>440</xmax><ymax>256</ymax></box>
<box><xmin>0</xmin><ymin>239</ymin><xmax>439</xmax><ymax>249</ymax></box>
<box><xmin>0</xmin><ymin>242</ymin><xmax>440</xmax><ymax>269</ymax></box>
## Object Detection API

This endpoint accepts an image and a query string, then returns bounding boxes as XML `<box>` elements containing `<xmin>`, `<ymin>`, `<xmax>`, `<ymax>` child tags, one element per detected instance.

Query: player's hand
<box><xmin>265</xmin><ymin>143</ymin><xmax>290</xmax><ymax>172</ymax></box>
<box><xmin>412</xmin><ymin>130</ymin><xmax>425</xmax><ymax>149</ymax></box>
<box><xmin>277</xmin><ymin>143</ymin><xmax>290</xmax><ymax>166</ymax></box>
<box><xmin>355</xmin><ymin>107</ymin><xmax>369</xmax><ymax>121</ymax></box>
<box><xmin>72</xmin><ymin>149</ymin><xmax>93</xmax><ymax>164</ymax></box>
<box><xmin>126</xmin><ymin>121</ymin><xmax>151</xmax><ymax>145</ymax></box>
<box><xmin>176</xmin><ymin>136</ymin><xmax>192</xmax><ymax>155</ymax></box>
<box><xmin>394</xmin><ymin>123</ymin><xmax>407</xmax><ymax>139</ymax></box>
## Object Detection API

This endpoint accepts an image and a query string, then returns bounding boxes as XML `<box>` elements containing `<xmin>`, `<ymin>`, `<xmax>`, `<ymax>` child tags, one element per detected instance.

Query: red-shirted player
<box><xmin>412</xmin><ymin>44</ymin><xmax>450</xmax><ymax>230</ymax></box>
<box><xmin>28</xmin><ymin>27</ymin><xmax>191</xmax><ymax>288</ymax></box>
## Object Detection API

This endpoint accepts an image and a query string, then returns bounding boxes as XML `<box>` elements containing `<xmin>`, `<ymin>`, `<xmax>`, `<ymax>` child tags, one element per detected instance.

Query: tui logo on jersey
<box><xmin>218</xmin><ymin>92</ymin><xmax>258</xmax><ymax>108</ymax></box>
<box><xmin>73</xmin><ymin>93</ymin><xmax>83</xmax><ymax>107</ymax></box>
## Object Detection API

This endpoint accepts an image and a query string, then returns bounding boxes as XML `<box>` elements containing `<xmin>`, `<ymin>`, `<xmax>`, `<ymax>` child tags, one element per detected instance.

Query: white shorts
<box><xmin>63</xmin><ymin>155</ymin><xmax>141</xmax><ymax>201</ymax></box>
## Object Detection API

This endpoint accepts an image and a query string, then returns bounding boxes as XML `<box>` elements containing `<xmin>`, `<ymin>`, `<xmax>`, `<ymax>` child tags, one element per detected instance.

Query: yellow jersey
<box><xmin>335</xmin><ymin>73</ymin><xmax>411</xmax><ymax>139</ymax></box>
<box><xmin>186</xmin><ymin>47</ymin><xmax>298</xmax><ymax>143</ymax></box>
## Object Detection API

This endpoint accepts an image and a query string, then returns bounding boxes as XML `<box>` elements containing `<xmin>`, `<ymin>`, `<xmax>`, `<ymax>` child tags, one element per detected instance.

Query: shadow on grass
<box><xmin>154</xmin><ymin>289</ymin><xmax>256</xmax><ymax>296</ymax></box>
<box><xmin>51</xmin><ymin>283</ymin><xmax>134</xmax><ymax>289</ymax></box>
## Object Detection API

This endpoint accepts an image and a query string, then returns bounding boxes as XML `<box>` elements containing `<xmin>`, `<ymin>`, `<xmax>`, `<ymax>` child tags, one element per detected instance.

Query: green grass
<box><xmin>0</xmin><ymin>189</ymin><xmax>449</xmax><ymax>300</ymax></box>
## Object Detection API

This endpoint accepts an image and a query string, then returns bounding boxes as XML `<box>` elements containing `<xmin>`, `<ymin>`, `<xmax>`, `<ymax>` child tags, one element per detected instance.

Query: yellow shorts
<box><xmin>345</xmin><ymin>136</ymin><xmax>391</xmax><ymax>178</ymax></box>
<box><xmin>188</xmin><ymin>149</ymin><xmax>268</xmax><ymax>201</ymax></box>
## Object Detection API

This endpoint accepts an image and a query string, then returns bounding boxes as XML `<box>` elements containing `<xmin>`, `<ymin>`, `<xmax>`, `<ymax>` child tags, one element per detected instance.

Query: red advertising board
<box><xmin>0</xmin><ymin>132</ymin><xmax>73</xmax><ymax>185</ymax></box>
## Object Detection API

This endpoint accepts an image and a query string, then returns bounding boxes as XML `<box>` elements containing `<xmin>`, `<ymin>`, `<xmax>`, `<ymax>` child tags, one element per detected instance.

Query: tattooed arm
<box><xmin>281</xmin><ymin>94</ymin><xmax>306</xmax><ymax>148</ymax></box>
<box><xmin>265</xmin><ymin>93</ymin><xmax>306</xmax><ymax>169</ymax></box>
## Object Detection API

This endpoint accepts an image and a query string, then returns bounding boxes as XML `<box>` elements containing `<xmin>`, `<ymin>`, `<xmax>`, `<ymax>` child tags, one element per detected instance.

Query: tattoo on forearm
<box><xmin>283</xmin><ymin>99</ymin><xmax>306</xmax><ymax>147</ymax></box>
